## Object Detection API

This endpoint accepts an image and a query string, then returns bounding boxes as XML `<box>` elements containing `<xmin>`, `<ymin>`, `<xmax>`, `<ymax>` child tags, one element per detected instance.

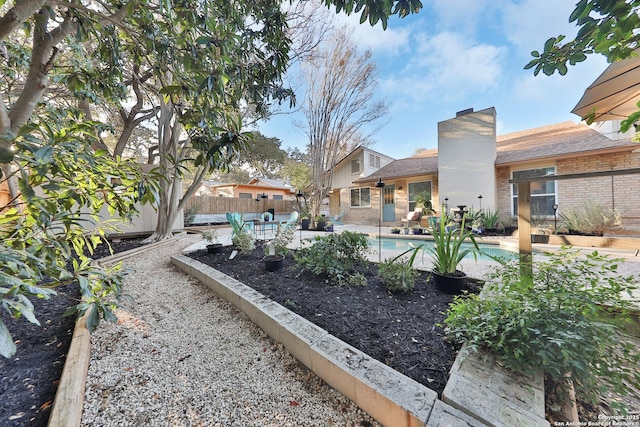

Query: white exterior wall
<box><xmin>97</xmin><ymin>201</ymin><xmax>184</xmax><ymax>235</ymax></box>
<box><xmin>588</xmin><ymin>120</ymin><xmax>636</xmax><ymax>140</ymax></box>
<box><xmin>331</xmin><ymin>149</ymin><xmax>394</xmax><ymax>190</ymax></box>
<box><xmin>437</xmin><ymin>107</ymin><xmax>497</xmax><ymax>212</ymax></box>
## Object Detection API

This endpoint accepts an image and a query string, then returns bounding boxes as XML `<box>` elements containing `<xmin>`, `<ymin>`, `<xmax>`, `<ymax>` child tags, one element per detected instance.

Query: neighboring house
<box><xmin>324</xmin><ymin>147</ymin><xmax>395</xmax><ymax>222</ymax></box>
<box><xmin>196</xmin><ymin>177</ymin><xmax>296</xmax><ymax>201</ymax></box>
<box><xmin>345</xmin><ymin>107</ymin><xmax>640</xmax><ymax>230</ymax></box>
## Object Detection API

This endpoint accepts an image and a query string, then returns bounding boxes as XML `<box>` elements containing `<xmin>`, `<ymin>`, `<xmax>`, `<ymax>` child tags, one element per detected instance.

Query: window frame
<box><xmin>407</xmin><ymin>180</ymin><xmax>432</xmax><ymax>211</ymax></box>
<box><xmin>350</xmin><ymin>187</ymin><xmax>371</xmax><ymax>207</ymax></box>
<box><xmin>351</xmin><ymin>158</ymin><xmax>361</xmax><ymax>174</ymax></box>
<box><xmin>511</xmin><ymin>166</ymin><xmax>557</xmax><ymax>217</ymax></box>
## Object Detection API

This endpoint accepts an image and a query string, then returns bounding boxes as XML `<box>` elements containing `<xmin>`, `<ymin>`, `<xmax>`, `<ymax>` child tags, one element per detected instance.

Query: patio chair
<box><xmin>332</xmin><ymin>211</ymin><xmax>345</xmax><ymax>225</ymax></box>
<box><xmin>401</xmin><ymin>208</ymin><xmax>422</xmax><ymax>228</ymax></box>
<box><xmin>260</xmin><ymin>211</ymin><xmax>276</xmax><ymax>234</ymax></box>
<box><xmin>279</xmin><ymin>211</ymin><xmax>299</xmax><ymax>230</ymax></box>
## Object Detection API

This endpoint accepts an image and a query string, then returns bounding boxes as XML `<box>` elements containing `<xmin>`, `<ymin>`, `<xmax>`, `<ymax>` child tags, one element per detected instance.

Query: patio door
<box><xmin>383</xmin><ymin>185</ymin><xmax>396</xmax><ymax>222</ymax></box>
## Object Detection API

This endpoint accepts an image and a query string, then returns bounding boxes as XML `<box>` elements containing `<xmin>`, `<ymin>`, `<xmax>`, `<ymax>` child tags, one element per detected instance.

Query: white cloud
<box><xmin>501</xmin><ymin>0</ymin><xmax>578</xmax><ymax>55</ymax></box>
<box><xmin>332</xmin><ymin>9</ymin><xmax>412</xmax><ymax>56</ymax></box>
<box><xmin>381</xmin><ymin>31</ymin><xmax>507</xmax><ymax>104</ymax></box>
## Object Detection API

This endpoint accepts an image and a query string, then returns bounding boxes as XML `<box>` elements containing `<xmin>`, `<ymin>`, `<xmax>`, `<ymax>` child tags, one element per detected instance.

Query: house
<box><xmin>196</xmin><ymin>177</ymin><xmax>296</xmax><ymax>201</ymax></box>
<box><xmin>334</xmin><ymin>107</ymin><xmax>640</xmax><ymax>231</ymax></box>
<box><xmin>323</xmin><ymin>147</ymin><xmax>395</xmax><ymax>222</ymax></box>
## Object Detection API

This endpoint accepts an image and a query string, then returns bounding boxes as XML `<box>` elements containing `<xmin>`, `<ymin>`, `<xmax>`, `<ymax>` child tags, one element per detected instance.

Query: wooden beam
<box><xmin>517</xmin><ymin>182</ymin><xmax>533</xmax><ymax>278</ymax></box>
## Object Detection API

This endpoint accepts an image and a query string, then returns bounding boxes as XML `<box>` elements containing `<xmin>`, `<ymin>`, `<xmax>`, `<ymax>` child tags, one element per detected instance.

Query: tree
<box><xmin>0</xmin><ymin>0</ymin><xmax>414</xmax><ymax>358</ymax></box>
<box><xmin>298</xmin><ymin>26</ymin><xmax>388</xmax><ymax>224</ymax></box>
<box><xmin>212</xmin><ymin>132</ymin><xmax>287</xmax><ymax>181</ymax></box>
<box><xmin>525</xmin><ymin>0</ymin><xmax>640</xmax><ymax>131</ymax></box>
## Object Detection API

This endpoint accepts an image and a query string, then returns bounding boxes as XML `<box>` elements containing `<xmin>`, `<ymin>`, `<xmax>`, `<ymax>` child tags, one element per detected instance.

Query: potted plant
<box><xmin>300</xmin><ymin>215</ymin><xmax>310</xmax><ymax>230</ymax></box>
<box><xmin>427</xmin><ymin>213</ymin><xmax>480</xmax><ymax>294</ymax></box>
<box><xmin>315</xmin><ymin>214</ymin><xmax>326</xmax><ymax>231</ymax></box>
<box><xmin>201</xmin><ymin>229</ymin><xmax>223</xmax><ymax>254</ymax></box>
<box><xmin>263</xmin><ymin>224</ymin><xmax>295</xmax><ymax>272</ymax></box>
<box><xmin>324</xmin><ymin>221</ymin><xmax>334</xmax><ymax>232</ymax></box>
<box><xmin>411</xmin><ymin>225</ymin><xmax>423</xmax><ymax>235</ymax></box>
<box><xmin>403</xmin><ymin>227</ymin><xmax>410</xmax><ymax>235</ymax></box>
<box><xmin>391</xmin><ymin>227</ymin><xmax>401</xmax><ymax>234</ymax></box>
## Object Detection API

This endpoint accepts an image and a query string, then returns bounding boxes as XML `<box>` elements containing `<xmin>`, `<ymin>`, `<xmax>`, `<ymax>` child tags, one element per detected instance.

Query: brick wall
<box><xmin>557</xmin><ymin>151</ymin><xmax>640</xmax><ymax>228</ymax></box>
<box><xmin>496</xmin><ymin>150</ymin><xmax>640</xmax><ymax>229</ymax></box>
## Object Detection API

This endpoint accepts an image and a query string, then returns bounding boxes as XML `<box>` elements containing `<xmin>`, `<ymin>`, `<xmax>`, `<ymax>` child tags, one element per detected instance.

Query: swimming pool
<box><xmin>367</xmin><ymin>237</ymin><xmax>518</xmax><ymax>261</ymax></box>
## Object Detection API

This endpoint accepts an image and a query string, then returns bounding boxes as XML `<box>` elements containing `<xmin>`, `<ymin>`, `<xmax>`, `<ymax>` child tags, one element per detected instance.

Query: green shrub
<box><xmin>183</xmin><ymin>204</ymin><xmax>200</xmax><ymax>226</ymax></box>
<box><xmin>560</xmin><ymin>201</ymin><xmax>621</xmax><ymax>236</ymax></box>
<box><xmin>294</xmin><ymin>230</ymin><xmax>370</xmax><ymax>286</ymax></box>
<box><xmin>232</xmin><ymin>231</ymin><xmax>255</xmax><ymax>255</ymax></box>
<box><xmin>378</xmin><ymin>245</ymin><xmax>423</xmax><ymax>292</ymax></box>
<box><xmin>482</xmin><ymin>209</ymin><xmax>502</xmax><ymax>230</ymax></box>
<box><xmin>444</xmin><ymin>247</ymin><xmax>640</xmax><ymax>413</ymax></box>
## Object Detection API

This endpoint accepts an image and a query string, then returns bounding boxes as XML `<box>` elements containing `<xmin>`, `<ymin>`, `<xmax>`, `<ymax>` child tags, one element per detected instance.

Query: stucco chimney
<box><xmin>437</xmin><ymin>107</ymin><xmax>497</xmax><ymax>212</ymax></box>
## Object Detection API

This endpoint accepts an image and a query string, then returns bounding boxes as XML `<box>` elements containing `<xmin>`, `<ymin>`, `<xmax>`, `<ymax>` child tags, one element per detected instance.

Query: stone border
<box><xmin>443</xmin><ymin>348</ymin><xmax>549</xmax><ymax>427</ymax></box>
<box><xmin>171</xmin><ymin>254</ymin><xmax>497</xmax><ymax>427</ymax></box>
<box><xmin>47</xmin><ymin>237</ymin><xmax>179</xmax><ymax>427</ymax></box>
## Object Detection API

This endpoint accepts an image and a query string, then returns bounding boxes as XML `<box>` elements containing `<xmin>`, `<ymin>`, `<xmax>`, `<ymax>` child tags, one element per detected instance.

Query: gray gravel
<box><xmin>81</xmin><ymin>235</ymin><xmax>381</xmax><ymax>427</ymax></box>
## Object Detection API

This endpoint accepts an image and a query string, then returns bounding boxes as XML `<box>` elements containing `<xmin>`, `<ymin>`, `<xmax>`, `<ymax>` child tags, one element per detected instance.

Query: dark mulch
<box><xmin>0</xmin><ymin>238</ymin><xmax>146</xmax><ymax>427</ymax></box>
<box><xmin>188</xmin><ymin>241</ymin><xmax>482</xmax><ymax>397</ymax></box>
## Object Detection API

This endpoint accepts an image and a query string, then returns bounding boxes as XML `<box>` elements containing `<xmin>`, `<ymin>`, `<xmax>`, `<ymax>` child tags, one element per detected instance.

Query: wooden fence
<box><xmin>184</xmin><ymin>196</ymin><xmax>295</xmax><ymax>215</ymax></box>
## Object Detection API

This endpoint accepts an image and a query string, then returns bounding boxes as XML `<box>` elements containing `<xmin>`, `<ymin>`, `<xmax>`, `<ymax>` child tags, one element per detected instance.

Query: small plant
<box><xmin>294</xmin><ymin>230</ymin><xmax>370</xmax><ymax>286</ymax></box>
<box><xmin>560</xmin><ymin>201</ymin><xmax>621</xmax><ymax>236</ymax></box>
<box><xmin>264</xmin><ymin>224</ymin><xmax>295</xmax><ymax>257</ymax></box>
<box><xmin>444</xmin><ymin>247</ymin><xmax>640</xmax><ymax>413</ymax></box>
<box><xmin>481</xmin><ymin>209</ymin><xmax>502</xmax><ymax>230</ymax></box>
<box><xmin>428</xmin><ymin>212</ymin><xmax>479</xmax><ymax>275</ymax></box>
<box><xmin>201</xmin><ymin>229</ymin><xmax>218</xmax><ymax>244</ymax></box>
<box><xmin>415</xmin><ymin>192</ymin><xmax>435</xmax><ymax>216</ymax></box>
<box><xmin>183</xmin><ymin>204</ymin><xmax>200</xmax><ymax>226</ymax></box>
<box><xmin>232</xmin><ymin>231</ymin><xmax>255</xmax><ymax>255</ymax></box>
<box><xmin>391</xmin><ymin>227</ymin><xmax>401</xmax><ymax>234</ymax></box>
<box><xmin>378</xmin><ymin>245</ymin><xmax>424</xmax><ymax>292</ymax></box>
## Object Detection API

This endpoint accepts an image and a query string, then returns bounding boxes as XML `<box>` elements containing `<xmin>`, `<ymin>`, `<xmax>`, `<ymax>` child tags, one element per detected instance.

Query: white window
<box><xmin>350</xmin><ymin>187</ymin><xmax>371</xmax><ymax>207</ymax></box>
<box><xmin>408</xmin><ymin>181</ymin><xmax>431</xmax><ymax>211</ymax></box>
<box><xmin>239</xmin><ymin>192</ymin><xmax>252</xmax><ymax>199</ymax></box>
<box><xmin>272</xmin><ymin>194</ymin><xmax>283</xmax><ymax>200</ymax></box>
<box><xmin>511</xmin><ymin>167</ymin><xmax>557</xmax><ymax>216</ymax></box>
<box><xmin>369</xmin><ymin>154</ymin><xmax>380</xmax><ymax>169</ymax></box>
<box><xmin>351</xmin><ymin>158</ymin><xmax>361</xmax><ymax>173</ymax></box>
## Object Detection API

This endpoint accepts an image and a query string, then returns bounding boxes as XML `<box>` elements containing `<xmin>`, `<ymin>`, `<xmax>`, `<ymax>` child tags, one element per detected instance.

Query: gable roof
<box><xmin>248</xmin><ymin>177</ymin><xmax>291</xmax><ymax>188</ymax></box>
<box><xmin>495</xmin><ymin>121</ymin><xmax>637</xmax><ymax>165</ymax></box>
<box><xmin>355</xmin><ymin>121</ymin><xmax>638</xmax><ymax>185</ymax></box>
<box><xmin>354</xmin><ymin>153</ymin><xmax>438</xmax><ymax>184</ymax></box>
<box><xmin>333</xmin><ymin>146</ymin><xmax>396</xmax><ymax>171</ymax></box>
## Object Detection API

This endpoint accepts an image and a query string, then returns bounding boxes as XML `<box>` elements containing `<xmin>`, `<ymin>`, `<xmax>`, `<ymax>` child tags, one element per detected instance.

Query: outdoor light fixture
<box><xmin>478</xmin><ymin>194</ymin><xmax>483</xmax><ymax>210</ymax></box>
<box><xmin>553</xmin><ymin>203</ymin><xmax>559</xmax><ymax>230</ymax></box>
<box><xmin>444</xmin><ymin>197</ymin><xmax>449</xmax><ymax>212</ymax></box>
<box><xmin>375</xmin><ymin>178</ymin><xmax>385</xmax><ymax>262</ymax></box>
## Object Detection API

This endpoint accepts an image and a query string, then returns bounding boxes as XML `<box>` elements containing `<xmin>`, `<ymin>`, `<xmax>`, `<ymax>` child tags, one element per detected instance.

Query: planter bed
<box><xmin>186</xmin><ymin>244</ymin><xmax>483</xmax><ymax>397</ymax></box>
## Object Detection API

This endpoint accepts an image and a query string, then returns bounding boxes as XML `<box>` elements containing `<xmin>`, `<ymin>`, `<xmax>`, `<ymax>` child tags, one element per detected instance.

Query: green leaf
<box><xmin>0</xmin><ymin>146</ymin><xmax>14</xmax><ymax>164</ymax></box>
<box><xmin>0</xmin><ymin>320</ymin><xmax>17</xmax><ymax>358</ymax></box>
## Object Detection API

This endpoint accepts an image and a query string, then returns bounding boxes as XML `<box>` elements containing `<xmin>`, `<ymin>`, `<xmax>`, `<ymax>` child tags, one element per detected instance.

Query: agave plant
<box><xmin>428</xmin><ymin>213</ymin><xmax>480</xmax><ymax>275</ymax></box>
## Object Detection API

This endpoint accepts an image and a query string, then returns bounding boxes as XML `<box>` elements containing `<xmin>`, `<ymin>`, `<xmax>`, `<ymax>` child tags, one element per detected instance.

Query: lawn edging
<box><xmin>171</xmin><ymin>254</ymin><xmax>491</xmax><ymax>427</ymax></box>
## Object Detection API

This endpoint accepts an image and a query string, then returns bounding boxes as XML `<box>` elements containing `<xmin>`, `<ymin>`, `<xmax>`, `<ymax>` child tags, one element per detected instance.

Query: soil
<box><xmin>187</xmin><ymin>241</ymin><xmax>483</xmax><ymax>398</ymax></box>
<box><xmin>0</xmin><ymin>238</ymin><xmax>146</xmax><ymax>427</ymax></box>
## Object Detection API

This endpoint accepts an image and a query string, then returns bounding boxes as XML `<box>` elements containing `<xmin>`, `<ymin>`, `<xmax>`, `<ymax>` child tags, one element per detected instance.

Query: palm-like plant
<box><xmin>428</xmin><ymin>213</ymin><xmax>480</xmax><ymax>275</ymax></box>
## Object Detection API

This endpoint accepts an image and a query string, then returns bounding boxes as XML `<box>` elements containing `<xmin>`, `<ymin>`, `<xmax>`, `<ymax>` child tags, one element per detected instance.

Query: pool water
<box><xmin>367</xmin><ymin>237</ymin><xmax>518</xmax><ymax>261</ymax></box>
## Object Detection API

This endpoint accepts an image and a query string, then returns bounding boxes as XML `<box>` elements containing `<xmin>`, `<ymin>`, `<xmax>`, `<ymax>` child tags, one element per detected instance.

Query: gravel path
<box><xmin>81</xmin><ymin>235</ymin><xmax>380</xmax><ymax>427</ymax></box>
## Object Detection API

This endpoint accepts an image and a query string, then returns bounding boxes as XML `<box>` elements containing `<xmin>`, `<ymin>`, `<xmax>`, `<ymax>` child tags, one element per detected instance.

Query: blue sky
<box><xmin>259</xmin><ymin>0</ymin><xmax>610</xmax><ymax>160</ymax></box>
